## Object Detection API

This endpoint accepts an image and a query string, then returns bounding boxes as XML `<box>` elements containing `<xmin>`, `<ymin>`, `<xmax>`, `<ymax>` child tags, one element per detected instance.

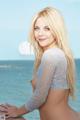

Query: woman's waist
<box><xmin>39</xmin><ymin>103</ymin><xmax>70</xmax><ymax>120</ymax></box>
<box><xmin>39</xmin><ymin>100</ymin><xmax>69</xmax><ymax>114</ymax></box>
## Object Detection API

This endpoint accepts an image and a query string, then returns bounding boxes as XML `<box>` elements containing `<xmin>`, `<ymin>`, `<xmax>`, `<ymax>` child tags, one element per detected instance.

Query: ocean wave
<box><xmin>0</xmin><ymin>65</ymin><xmax>11</xmax><ymax>68</ymax></box>
<box><xmin>0</xmin><ymin>64</ymin><xmax>24</xmax><ymax>69</ymax></box>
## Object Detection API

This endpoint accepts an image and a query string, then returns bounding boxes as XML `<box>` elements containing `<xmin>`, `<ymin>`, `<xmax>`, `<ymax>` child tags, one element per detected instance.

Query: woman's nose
<box><xmin>38</xmin><ymin>30</ymin><xmax>44</xmax><ymax>36</ymax></box>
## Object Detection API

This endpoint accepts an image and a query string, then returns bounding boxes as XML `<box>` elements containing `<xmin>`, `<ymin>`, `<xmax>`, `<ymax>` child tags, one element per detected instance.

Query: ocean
<box><xmin>0</xmin><ymin>59</ymin><xmax>80</xmax><ymax>120</ymax></box>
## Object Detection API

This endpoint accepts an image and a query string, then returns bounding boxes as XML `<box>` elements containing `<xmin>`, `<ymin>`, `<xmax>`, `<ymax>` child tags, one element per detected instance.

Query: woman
<box><xmin>0</xmin><ymin>7</ymin><xmax>80</xmax><ymax>120</ymax></box>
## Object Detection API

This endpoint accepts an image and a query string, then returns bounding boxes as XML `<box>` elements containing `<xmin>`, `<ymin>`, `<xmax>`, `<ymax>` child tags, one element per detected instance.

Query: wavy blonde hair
<box><xmin>29</xmin><ymin>7</ymin><xmax>76</xmax><ymax>98</ymax></box>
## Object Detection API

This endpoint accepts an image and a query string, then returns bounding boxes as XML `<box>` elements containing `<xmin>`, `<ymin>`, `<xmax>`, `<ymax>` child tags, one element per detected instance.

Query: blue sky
<box><xmin>0</xmin><ymin>0</ymin><xmax>80</xmax><ymax>60</ymax></box>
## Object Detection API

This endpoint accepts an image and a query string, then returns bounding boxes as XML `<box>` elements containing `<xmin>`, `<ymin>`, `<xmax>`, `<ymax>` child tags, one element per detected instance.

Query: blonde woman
<box><xmin>0</xmin><ymin>7</ymin><xmax>80</xmax><ymax>120</ymax></box>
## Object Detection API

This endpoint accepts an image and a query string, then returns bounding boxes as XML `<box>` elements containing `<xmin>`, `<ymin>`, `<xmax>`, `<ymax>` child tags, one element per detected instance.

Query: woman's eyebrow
<box><xmin>34</xmin><ymin>25</ymin><xmax>49</xmax><ymax>28</ymax></box>
<box><xmin>34</xmin><ymin>25</ymin><xmax>39</xmax><ymax>28</ymax></box>
<box><xmin>44</xmin><ymin>26</ymin><xmax>49</xmax><ymax>28</ymax></box>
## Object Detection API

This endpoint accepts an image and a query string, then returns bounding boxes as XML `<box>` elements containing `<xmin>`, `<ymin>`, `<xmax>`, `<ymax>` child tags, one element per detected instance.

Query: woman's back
<box><xmin>31</xmin><ymin>48</ymin><xmax>80</xmax><ymax>120</ymax></box>
<box><xmin>39</xmin><ymin>89</ymin><xmax>80</xmax><ymax>120</ymax></box>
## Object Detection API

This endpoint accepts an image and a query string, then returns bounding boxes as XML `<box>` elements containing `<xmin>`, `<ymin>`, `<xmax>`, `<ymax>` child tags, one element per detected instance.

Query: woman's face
<box><xmin>34</xmin><ymin>17</ymin><xmax>56</xmax><ymax>50</ymax></box>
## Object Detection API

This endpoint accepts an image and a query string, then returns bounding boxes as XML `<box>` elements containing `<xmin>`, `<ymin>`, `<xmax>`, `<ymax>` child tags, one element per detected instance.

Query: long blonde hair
<box><xmin>29</xmin><ymin>7</ymin><xmax>76</xmax><ymax>98</ymax></box>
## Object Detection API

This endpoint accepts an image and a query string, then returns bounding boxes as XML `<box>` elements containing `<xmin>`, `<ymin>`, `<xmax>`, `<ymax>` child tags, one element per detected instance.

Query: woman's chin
<box><xmin>39</xmin><ymin>43</ymin><xmax>47</xmax><ymax>48</ymax></box>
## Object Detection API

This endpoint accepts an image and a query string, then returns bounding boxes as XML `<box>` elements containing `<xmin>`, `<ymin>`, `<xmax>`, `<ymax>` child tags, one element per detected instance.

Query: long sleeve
<box><xmin>24</xmin><ymin>50</ymin><xmax>57</xmax><ymax>112</ymax></box>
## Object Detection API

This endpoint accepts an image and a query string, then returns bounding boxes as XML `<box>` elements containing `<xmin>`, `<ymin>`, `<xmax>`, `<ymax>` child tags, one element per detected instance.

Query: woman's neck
<box><xmin>43</xmin><ymin>42</ymin><xmax>58</xmax><ymax>52</ymax></box>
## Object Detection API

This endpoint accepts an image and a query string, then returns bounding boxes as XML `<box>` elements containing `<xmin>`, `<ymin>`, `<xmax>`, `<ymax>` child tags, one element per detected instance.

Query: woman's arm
<box><xmin>0</xmin><ymin>104</ymin><xmax>28</xmax><ymax>118</ymax></box>
<box><xmin>4</xmin><ymin>51</ymin><xmax>56</xmax><ymax>117</ymax></box>
<box><xmin>24</xmin><ymin>51</ymin><xmax>57</xmax><ymax>112</ymax></box>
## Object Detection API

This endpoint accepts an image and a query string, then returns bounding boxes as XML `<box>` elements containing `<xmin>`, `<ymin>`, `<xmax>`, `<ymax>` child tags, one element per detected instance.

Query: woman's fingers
<box><xmin>0</xmin><ymin>105</ymin><xmax>8</xmax><ymax>112</ymax></box>
<box><xmin>0</xmin><ymin>103</ymin><xmax>13</xmax><ymax>110</ymax></box>
<box><xmin>0</xmin><ymin>104</ymin><xmax>7</xmax><ymax>108</ymax></box>
<box><xmin>5</xmin><ymin>114</ymin><xmax>11</xmax><ymax>119</ymax></box>
<box><xmin>0</xmin><ymin>104</ymin><xmax>19</xmax><ymax>118</ymax></box>
<box><xmin>5</xmin><ymin>103</ymin><xmax>12</xmax><ymax>107</ymax></box>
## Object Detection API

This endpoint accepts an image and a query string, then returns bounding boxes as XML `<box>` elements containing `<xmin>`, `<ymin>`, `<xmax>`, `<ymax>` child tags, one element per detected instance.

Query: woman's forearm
<box><xmin>17</xmin><ymin>105</ymin><xmax>29</xmax><ymax>117</ymax></box>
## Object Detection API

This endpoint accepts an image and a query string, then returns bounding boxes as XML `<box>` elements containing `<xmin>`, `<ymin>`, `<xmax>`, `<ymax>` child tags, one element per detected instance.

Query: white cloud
<box><xmin>18</xmin><ymin>41</ymin><xmax>34</xmax><ymax>55</ymax></box>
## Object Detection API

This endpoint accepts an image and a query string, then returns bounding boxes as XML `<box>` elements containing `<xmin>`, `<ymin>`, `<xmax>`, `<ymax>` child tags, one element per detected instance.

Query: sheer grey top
<box><xmin>25</xmin><ymin>48</ymin><xmax>69</xmax><ymax>112</ymax></box>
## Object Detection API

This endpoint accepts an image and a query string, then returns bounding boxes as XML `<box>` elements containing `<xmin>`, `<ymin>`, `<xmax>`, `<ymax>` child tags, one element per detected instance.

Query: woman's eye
<box><xmin>34</xmin><ymin>27</ymin><xmax>39</xmax><ymax>30</ymax></box>
<box><xmin>45</xmin><ymin>27</ymin><xmax>50</xmax><ymax>30</ymax></box>
<box><xmin>34</xmin><ymin>26</ymin><xmax>50</xmax><ymax>31</ymax></box>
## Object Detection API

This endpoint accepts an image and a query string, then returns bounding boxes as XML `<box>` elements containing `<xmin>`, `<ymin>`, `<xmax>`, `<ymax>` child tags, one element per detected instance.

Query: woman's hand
<box><xmin>0</xmin><ymin>104</ymin><xmax>20</xmax><ymax>118</ymax></box>
<box><xmin>0</xmin><ymin>104</ymin><xmax>28</xmax><ymax>118</ymax></box>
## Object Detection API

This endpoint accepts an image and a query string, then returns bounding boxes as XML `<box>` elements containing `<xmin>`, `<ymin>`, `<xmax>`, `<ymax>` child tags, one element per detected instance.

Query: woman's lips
<box><xmin>38</xmin><ymin>38</ymin><xmax>47</xmax><ymax>41</ymax></box>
